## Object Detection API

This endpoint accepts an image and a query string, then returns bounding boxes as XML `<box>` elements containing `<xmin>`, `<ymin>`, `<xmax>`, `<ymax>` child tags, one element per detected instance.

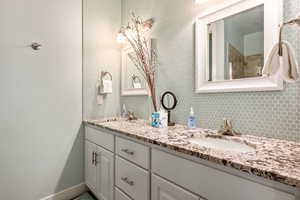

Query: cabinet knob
<box><xmin>121</xmin><ymin>149</ymin><xmax>135</xmax><ymax>155</ymax></box>
<box><xmin>121</xmin><ymin>177</ymin><xmax>134</xmax><ymax>186</ymax></box>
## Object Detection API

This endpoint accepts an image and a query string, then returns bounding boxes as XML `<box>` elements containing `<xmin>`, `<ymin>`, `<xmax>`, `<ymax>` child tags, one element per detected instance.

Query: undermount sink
<box><xmin>188</xmin><ymin>137</ymin><xmax>255</xmax><ymax>153</ymax></box>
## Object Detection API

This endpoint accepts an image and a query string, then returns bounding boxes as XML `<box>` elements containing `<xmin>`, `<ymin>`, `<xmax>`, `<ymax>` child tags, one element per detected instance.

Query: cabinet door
<box><xmin>152</xmin><ymin>175</ymin><xmax>200</xmax><ymax>200</ymax></box>
<box><xmin>85</xmin><ymin>141</ymin><xmax>97</xmax><ymax>194</ymax></box>
<box><xmin>96</xmin><ymin>146</ymin><xmax>114</xmax><ymax>200</ymax></box>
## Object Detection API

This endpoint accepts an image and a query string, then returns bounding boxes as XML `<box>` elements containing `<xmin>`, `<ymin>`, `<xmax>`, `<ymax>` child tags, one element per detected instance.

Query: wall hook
<box><xmin>31</xmin><ymin>42</ymin><xmax>42</xmax><ymax>50</ymax></box>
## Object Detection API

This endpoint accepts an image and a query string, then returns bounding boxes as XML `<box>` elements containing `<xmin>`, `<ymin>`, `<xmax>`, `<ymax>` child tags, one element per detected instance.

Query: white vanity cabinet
<box><xmin>85</xmin><ymin>128</ymin><xmax>114</xmax><ymax>200</ymax></box>
<box><xmin>85</xmin><ymin>125</ymin><xmax>297</xmax><ymax>200</ymax></box>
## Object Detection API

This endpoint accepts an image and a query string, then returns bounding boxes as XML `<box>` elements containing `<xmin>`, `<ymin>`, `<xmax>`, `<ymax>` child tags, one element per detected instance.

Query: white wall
<box><xmin>244</xmin><ymin>32</ymin><xmax>264</xmax><ymax>56</ymax></box>
<box><xmin>83</xmin><ymin>0</ymin><xmax>122</xmax><ymax>120</ymax></box>
<box><xmin>0</xmin><ymin>0</ymin><xmax>83</xmax><ymax>199</ymax></box>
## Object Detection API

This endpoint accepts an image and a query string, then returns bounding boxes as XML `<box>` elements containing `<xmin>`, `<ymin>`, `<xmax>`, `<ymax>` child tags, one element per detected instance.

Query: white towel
<box><xmin>100</xmin><ymin>79</ymin><xmax>113</xmax><ymax>94</ymax></box>
<box><xmin>262</xmin><ymin>40</ymin><xmax>299</xmax><ymax>83</ymax></box>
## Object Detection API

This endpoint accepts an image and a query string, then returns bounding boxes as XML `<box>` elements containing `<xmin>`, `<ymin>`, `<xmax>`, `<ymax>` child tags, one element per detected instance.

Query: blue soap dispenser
<box><xmin>187</xmin><ymin>107</ymin><xmax>196</xmax><ymax>129</ymax></box>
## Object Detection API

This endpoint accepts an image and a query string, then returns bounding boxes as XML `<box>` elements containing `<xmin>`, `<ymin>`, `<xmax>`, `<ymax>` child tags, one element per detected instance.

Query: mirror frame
<box><xmin>195</xmin><ymin>0</ymin><xmax>284</xmax><ymax>93</ymax></box>
<box><xmin>121</xmin><ymin>46</ymin><xmax>148</xmax><ymax>96</ymax></box>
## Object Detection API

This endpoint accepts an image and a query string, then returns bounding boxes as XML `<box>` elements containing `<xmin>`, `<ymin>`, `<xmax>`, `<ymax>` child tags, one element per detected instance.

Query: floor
<box><xmin>73</xmin><ymin>192</ymin><xmax>96</xmax><ymax>200</ymax></box>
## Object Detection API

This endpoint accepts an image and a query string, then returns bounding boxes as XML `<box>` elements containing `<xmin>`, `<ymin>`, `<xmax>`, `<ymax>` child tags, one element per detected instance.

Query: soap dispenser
<box><xmin>187</xmin><ymin>107</ymin><xmax>196</xmax><ymax>129</ymax></box>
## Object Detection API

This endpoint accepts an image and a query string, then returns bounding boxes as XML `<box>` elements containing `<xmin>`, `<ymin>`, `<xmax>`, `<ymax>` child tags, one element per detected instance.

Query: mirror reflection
<box><xmin>207</xmin><ymin>5</ymin><xmax>264</xmax><ymax>82</ymax></box>
<box><xmin>162</xmin><ymin>93</ymin><xmax>175</xmax><ymax>109</ymax></box>
<box><xmin>124</xmin><ymin>51</ymin><xmax>146</xmax><ymax>90</ymax></box>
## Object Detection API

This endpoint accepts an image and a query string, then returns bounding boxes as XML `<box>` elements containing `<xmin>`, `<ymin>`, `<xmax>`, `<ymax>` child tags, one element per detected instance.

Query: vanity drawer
<box><xmin>115</xmin><ymin>187</ymin><xmax>132</xmax><ymax>200</ymax></box>
<box><xmin>152</xmin><ymin>174</ymin><xmax>201</xmax><ymax>200</ymax></box>
<box><xmin>115</xmin><ymin>156</ymin><xmax>149</xmax><ymax>200</ymax></box>
<box><xmin>152</xmin><ymin>149</ymin><xmax>294</xmax><ymax>200</ymax></box>
<box><xmin>116</xmin><ymin>136</ymin><xmax>149</xmax><ymax>169</ymax></box>
<box><xmin>85</xmin><ymin>126</ymin><xmax>114</xmax><ymax>152</ymax></box>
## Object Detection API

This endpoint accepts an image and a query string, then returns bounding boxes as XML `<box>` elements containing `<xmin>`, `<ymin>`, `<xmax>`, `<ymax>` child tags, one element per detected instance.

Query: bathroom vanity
<box><xmin>84</xmin><ymin>119</ymin><xmax>300</xmax><ymax>200</ymax></box>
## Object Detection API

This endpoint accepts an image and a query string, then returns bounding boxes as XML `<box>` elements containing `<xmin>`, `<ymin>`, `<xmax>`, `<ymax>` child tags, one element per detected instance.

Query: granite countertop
<box><xmin>85</xmin><ymin>118</ymin><xmax>300</xmax><ymax>188</ymax></box>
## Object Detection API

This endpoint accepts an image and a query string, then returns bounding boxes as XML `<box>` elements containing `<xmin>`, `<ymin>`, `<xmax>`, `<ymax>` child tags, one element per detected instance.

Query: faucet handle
<box><xmin>219</xmin><ymin>119</ymin><xmax>240</xmax><ymax>136</ymax></box>
<box><xmin>223</xmin><ymin>119</ymin><xmax>232</xmax><ymax>129</ymax></box>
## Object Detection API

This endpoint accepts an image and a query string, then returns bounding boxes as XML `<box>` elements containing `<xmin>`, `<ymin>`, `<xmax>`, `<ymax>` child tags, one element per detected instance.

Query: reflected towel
<box><xmin>262</xmin><ymin>40</ymin><xmax>299</xmax><ymax>83</ymax></box>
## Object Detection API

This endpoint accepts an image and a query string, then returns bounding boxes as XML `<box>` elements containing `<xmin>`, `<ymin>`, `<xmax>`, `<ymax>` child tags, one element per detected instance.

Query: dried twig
<box><xmin>120</xmin><ymin>13</ymin><xmax>158</xmax><ymax>111</ymax></box>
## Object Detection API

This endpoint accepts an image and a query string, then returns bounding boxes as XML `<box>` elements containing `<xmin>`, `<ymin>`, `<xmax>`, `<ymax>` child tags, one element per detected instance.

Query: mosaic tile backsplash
<box><xmin>120</xmin><ymin>0</ymin><xmax>300</xmax><ymax>142</ymax></box>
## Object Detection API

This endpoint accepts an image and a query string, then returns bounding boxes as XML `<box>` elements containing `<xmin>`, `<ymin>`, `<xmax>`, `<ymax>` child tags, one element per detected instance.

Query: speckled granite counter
<box><xmin>85</xmin><ymin>118</ymin><xmax>300</xmax><ymax>188</ymax></box>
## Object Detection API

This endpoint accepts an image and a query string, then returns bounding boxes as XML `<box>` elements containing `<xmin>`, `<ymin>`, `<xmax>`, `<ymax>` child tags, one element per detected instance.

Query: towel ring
<box><xmin>278</xmin><ymin>15</ymin><xmax>300</xmax><ymax>56</ymax></box>
<box><xmin>101</xmin><ymin>71</ymin><xmax>113</xmax><ymax>81</ymax></box>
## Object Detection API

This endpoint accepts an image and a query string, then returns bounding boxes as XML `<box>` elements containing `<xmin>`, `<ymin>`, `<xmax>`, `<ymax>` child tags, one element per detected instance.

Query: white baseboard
<box><xmin>40</xmin><ymin>183</ymin><xmax>88</xmax><ymax>200</ymax></box>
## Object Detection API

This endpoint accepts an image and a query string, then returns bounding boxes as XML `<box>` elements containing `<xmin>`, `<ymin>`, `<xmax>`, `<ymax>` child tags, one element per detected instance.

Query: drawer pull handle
<box><xmin>94</xmin><ymin>152</ymin><xmax>98</xmax><ymax>165</ymax></box>
<box><xmin>121</xmin><ymin>149</ymin><xmax>135</xmax><ymax>155</ymax></box>
<box><xmin>92</xmin><ymin>152</ymin><xmax>95</xmax><ymax>165</ymax></box>
<box><xmin>121</xmin><ymin>177</ymin><xmax>134</xmax><ymax>186</ymax></box>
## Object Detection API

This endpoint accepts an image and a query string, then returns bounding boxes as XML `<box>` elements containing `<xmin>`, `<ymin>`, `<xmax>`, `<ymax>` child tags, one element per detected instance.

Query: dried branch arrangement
<box><xmin>119</xmin><ymin>13</ymin><xmax>158</xmax><ymax>112</ymax></box>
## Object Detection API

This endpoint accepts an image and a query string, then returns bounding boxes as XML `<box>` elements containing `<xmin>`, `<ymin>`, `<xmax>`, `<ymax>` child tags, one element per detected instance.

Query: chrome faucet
<box><xmin>217</xmin><ymin>119</ymin><xmax>240</xmax><ymax>136</ymax></box>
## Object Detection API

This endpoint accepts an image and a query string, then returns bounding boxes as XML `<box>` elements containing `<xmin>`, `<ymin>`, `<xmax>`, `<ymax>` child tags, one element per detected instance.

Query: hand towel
<box><xmin>100</xmin><ymin>79</ymin><xmax>113</xmax><ymax>94</ymax></box>
<box><xmin>262</xmin><ymin>40</ymin><xmax>299</xmax><ymax>83</ymax></box>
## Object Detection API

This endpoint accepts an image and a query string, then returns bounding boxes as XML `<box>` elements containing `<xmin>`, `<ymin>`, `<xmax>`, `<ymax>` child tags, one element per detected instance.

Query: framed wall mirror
<box><xmin>195</xmin><ymin>0</ymin><xmax>283</xmax><ymax>93</ymax></box>
<box><xmin>121</xmin><ymin>46</ymin><xmax>148</xmax><ymax>96</ymax></box>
